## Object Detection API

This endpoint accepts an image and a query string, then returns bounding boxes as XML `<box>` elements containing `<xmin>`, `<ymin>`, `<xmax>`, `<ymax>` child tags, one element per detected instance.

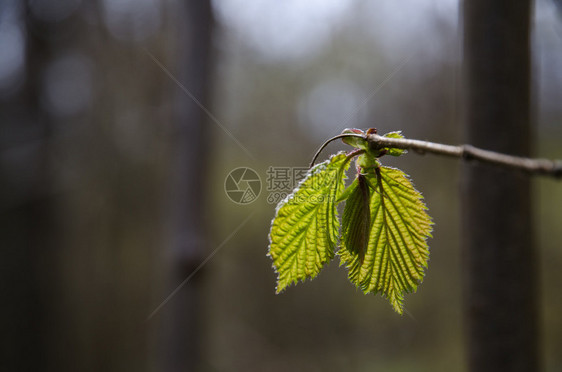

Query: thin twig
<box><xmin>366</xmin><ymin>134</ymin><xmax>562</xmax><ymax>179</ymax></box>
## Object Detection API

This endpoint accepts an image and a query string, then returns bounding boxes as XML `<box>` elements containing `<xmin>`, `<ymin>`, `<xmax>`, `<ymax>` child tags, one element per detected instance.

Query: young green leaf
<box><xmin>341</xmin><ymin>174</ymin><xmax>370</xmax><ymax>263</ymax></box>
<box><xmin>268</xmin><ymin>152</ymin><xmax>350</xmax><ymax>293</ymax></box>
<box><xmin>382</xmin><ymin>131</ymin><xmax>407</xmax><ymax>157</ymax></box>
<box><xmin>335</xmin><ymin>178</ymin><xmax>357</xmax><ymax>204</ymax></box>
<box><xmin>341</xmin><ymin>128</ymin><xmax>370</xmax><ymax>151</ymax></box>
<box><xmin>338</xmin><ymin>166</ymin><xmax>433</xmax><ymax>314</ymax></box>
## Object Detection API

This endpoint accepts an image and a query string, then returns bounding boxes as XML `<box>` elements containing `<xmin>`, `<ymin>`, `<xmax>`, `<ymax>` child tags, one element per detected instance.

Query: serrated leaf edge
<box><xmin>267</xmin><ymin>151</ymin><xmax>350</xmax><ymax>293</ymax></box>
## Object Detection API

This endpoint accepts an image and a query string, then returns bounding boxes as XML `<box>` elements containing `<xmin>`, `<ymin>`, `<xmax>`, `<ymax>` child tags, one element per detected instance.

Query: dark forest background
<box><xmin>1</xmin><ymin>1</ymin><xmax>562</xmax><ymax>371</ymax></box>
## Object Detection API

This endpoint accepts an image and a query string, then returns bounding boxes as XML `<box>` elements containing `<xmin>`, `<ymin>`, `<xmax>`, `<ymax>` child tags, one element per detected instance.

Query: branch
<box><xmin>366</xmin><ymin>133</ymin><xmax>562</xmax><ymax>179</ymax></box>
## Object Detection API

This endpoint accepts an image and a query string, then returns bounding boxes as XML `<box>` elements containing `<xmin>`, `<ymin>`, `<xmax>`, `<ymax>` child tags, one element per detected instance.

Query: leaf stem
<box><xmin>310</xmin><ymin>133</ymin><xmax>366</xmax><ymax>168</ymax></box>
<box><xmin>366</xmin><ymin>133</ymin><xmax>562</xmax><ymax>179</ymax></box>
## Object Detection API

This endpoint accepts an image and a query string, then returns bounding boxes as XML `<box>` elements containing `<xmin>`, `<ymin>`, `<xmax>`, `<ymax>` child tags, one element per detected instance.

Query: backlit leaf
<box><xmin>268</xmin><ymin>152</ymin><xmax>351</xmax><ymax>293</ymax></box>
<box><xmin>341</xmin><ymin>174</ymin><xmax>370</xmax><ymax>263</ymax></box>
<box><xmin>338</xmin><ymin>166</ymin><xmax>433</xmax><ymax>314</ymax></box>
<box><xmin>383</xmin><ymin>131</ymin><xmax>407</xmax><ymax>157</ymax></box>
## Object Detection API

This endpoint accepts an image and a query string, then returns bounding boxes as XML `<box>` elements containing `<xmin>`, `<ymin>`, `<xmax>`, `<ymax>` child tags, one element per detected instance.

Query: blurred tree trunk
<box><xmin>2</xmin><ymin>2</ymin><xmax>172</xmax><ymax>371</ymax></box>
<box><xmin>462</xmin><ymin>1</ymin><xmax>540</xmax><ymax>371</ymax></box>
<box><xmin>0</xmin><ymin>6</ymin><xmax>59</xmax><ymax>371</ymax></box>
<box><xmin>159</xmin><ymin>1</ymin><xmax>214</xmax><ymax>371</ymax></box>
